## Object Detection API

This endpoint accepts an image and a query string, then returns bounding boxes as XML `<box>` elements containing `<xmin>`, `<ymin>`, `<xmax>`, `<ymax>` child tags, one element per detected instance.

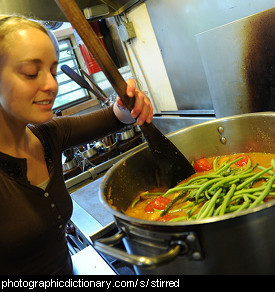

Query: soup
<box><xmin>125</xmin><ymin>153</ymin><xmax>275</xmax><ymax>222</ymax></box>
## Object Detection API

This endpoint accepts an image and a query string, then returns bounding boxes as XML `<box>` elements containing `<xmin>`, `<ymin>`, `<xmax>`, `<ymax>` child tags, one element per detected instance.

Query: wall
<box><xmin>54</xmin><ymin>0</ymin><xmax>274</xmax><ymax>114</ymax></box>
<box><xmin>121</xmin><ymin>3</ymin><xmax>178</xmax><ymax>112</ymax></box>
<box><xmin>126</xmin><ymin>0</ymin><xmax>275</xmax><ymax>111</ymax></box>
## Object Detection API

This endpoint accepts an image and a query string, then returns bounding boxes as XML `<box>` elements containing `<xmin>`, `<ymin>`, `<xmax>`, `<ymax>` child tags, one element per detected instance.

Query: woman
<box><xmin>0</xmin><ymin>16</ymin><xmax>153</xmax><ymax>274</ymax></box>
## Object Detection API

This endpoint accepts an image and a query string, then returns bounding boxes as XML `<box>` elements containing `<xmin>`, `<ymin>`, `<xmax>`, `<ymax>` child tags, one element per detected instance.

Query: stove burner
<box><xmin>63</xmin><ymin>132</ymin><xmax>143</xmax><ymax>180</ymax></box>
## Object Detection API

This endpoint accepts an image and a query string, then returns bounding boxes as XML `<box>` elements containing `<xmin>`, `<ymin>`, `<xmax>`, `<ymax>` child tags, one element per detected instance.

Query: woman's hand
<box><xmin>116</xmin><ymin>79</ymin><xmax>153</xmax><ymax>126</ymax></box>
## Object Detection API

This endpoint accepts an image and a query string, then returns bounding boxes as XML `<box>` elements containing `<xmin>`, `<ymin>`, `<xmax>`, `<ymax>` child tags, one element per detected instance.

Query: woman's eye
<box><xmin>26</xmin><ymin>74</ymin><xmax>38</xmax><ymax>79</ymax></box>
<box><xmin>17</xmin><ymin>62</ymin><xmax>39</xmax><ymax>80</ymax></box>
<box><xmin>22</xmin><ymin>71</ymin><xmax>38</xmax><ymax>79</ymax></box>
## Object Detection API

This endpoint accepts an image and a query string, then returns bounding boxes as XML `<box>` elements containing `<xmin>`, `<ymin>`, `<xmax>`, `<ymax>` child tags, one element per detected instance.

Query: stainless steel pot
<box><xmin>62</xmin><ymin>157</ymin><xmax>77</xmax><ymax>171</ymax></box>
<box><xmin>97</xmin><ymin>112</ymin><xmax>275</xmax><ymax>274</ymax></box>
<box><xmin>95</xmin><ymin>134</ymin><xmax>117</xmax><ymax>152</ymax></box>
<box><xmin>116</xmin><ymin>128</ymin><xmax>135</xmax><ymax>141</ymax></box>
<box><xmin>101</xmin><ymin>134</ymin><xmax>116</xmax><ymax>147</ymax></box>
<box><xmin>82</xmin><ymin>147</ymin><xmax>97</xmax><ymax>159</ymax></box>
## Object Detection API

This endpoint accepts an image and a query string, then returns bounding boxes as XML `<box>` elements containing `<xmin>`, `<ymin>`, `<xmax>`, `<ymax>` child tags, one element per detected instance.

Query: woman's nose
<box><xmin>41</xmin><ymin>72</ymin><xmax>58</xmax><ymax>94</ymax></box>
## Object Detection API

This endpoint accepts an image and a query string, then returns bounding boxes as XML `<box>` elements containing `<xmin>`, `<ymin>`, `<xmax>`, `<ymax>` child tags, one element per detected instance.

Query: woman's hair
<box><xmin>0</xmin><ymin>15</ymin><xmax>49</xmax><ymax>37</ymax></box>
<box><xmin>0</xmin><ymin>16</ymin><xmax>50</xmax><ymax>68</ymax></box>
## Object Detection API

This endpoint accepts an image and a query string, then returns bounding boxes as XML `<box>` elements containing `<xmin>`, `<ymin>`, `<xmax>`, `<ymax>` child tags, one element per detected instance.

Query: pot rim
<box><xmin>100</xmin><ymin>111</ymin><xmax>275</xmax><ymax>228</ymax></box>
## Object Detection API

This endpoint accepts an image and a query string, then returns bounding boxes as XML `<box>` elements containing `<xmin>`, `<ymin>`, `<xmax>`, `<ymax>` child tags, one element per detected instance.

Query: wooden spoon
<box><xmin>55</xmin><ymin>0</ymin><xmax>195</xmax><ymax>188</ymax></box>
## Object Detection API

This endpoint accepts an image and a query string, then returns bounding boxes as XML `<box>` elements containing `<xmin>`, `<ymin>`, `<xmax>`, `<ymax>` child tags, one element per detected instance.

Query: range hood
<box><xmin>0</xmin><ymin>0</ymin><xmax>144</xmax><ymax>21</ymax></box>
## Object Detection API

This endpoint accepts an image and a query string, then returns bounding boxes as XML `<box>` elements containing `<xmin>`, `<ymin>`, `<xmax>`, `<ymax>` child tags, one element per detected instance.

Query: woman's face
<box><xmin>0</xmin><ymin>27</ymin><xmax>58</xmax><ymax>125</ymax></box>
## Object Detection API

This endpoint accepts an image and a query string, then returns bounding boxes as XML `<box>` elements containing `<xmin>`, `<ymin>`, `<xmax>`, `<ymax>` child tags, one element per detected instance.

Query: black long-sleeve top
<box><xmin>0</xmin><ymin>106</ymin><xmax>124</xmax><ymax>274</ymax></box>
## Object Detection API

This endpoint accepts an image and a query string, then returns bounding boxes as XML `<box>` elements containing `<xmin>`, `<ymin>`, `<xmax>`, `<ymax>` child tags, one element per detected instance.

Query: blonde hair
<box><xmin>0</xmin><ymin>16</ymin><xmax>50</xmax><ymax>68</ymax></box>
<box><xmin>0</xmin><ymin>15</ymin><xmax>48</xmax><ymax>36</ymax></box>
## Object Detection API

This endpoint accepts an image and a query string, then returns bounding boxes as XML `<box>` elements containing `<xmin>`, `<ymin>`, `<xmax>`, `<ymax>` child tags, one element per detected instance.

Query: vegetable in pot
<box><xmin>193</xmin><ymin>158</ymin><xmax>213</xmax><ymax>172</ymax></box>
<box><xmin>125</xmin><ymin>153</ymin><xmax>275</xmax><ymax>222</ymax></box>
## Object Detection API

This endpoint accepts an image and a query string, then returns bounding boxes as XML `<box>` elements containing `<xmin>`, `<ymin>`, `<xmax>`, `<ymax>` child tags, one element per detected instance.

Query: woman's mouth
<box><xmin>34</xmin><ymin>100</ymin><xmax>51</xmax><ymax>105</ymax></box>
<box><xmin>33</xmin><ymin>99</ymin><xmax>53</xmax><ymax>110</ymax></box>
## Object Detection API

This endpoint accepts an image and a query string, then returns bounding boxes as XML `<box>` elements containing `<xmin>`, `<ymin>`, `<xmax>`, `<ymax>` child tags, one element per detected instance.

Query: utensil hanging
<box><xmin>61</xmin><ymin>64</ymin><xmax>108</xmax><ymax>104</ymax></box>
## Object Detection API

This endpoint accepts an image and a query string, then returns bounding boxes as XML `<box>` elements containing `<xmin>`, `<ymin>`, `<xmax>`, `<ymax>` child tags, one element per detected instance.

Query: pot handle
<box><xmin>93</xmin><ymin>230</ymin><xmax>186</xmax><ymax>268</ymax></box>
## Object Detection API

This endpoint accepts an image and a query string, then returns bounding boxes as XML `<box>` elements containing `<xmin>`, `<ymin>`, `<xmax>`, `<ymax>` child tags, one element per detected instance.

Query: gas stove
<box><xmin>63</xmin><ymin>131</ymin><xmax>143</xmax><ymax>181</ymax></box>
<box><xmin>66</xmin><ymin>200</ymin><xmax>135</xmax><ymax>275</ymax></box>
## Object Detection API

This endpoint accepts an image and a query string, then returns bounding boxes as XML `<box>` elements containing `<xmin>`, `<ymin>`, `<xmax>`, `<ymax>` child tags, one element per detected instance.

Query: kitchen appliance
<box><xmin>97</xmin><ymin>112</ymin><xmax>275</xmax><ymax>274</ymax></box>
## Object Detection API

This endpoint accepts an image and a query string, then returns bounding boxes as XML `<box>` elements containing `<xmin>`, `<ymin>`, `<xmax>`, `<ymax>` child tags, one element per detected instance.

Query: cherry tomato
<box><xmin>157</xmin><ymin>214</ymin><xmax>177</xmax><ymax>222</ymax></box>
<box><xmin>145</xmin><ymin>197</ymin><xmax>172</xmax><ymax>213</ymax></box>
<box><xmin>235</xmin><ymin>155</ymin><xmax>250</xmax><ymax>166</ymax></box>
<box><xmin>193</xmin><ymin>158</ymin><xmax>212</xmax><ymax>172</ymax></box>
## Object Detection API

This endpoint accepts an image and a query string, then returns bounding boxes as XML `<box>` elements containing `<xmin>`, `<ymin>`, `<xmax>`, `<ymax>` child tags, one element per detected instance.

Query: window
<box><xmin>53</xmin><ymin>39</ymin><xmax>90</xmax><ymax>110</ymax></box>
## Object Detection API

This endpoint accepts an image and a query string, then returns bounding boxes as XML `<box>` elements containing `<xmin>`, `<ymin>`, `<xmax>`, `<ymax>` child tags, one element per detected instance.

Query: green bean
<box><xmin>234</xmin><ymin>185</ymin><xmax>267</xmax><ymax>195</ymax></box>
<box><xmin>205</xmin><ymin>191</ymin><xmax>210</xmax><ymax>200</ymax></box>
<box><xmin>160</xmin><ymin>190</ymin><xmax>187</xmax><ymax>217</ymax></box>
<box><xmin>213</xmin><ymin>204</ymin><xmax>222</xmax><ymax>216</ymax></box>
<box><xmin>246</xmin><ymin>194</ymin><xmax>261</xmax><ymax>201</ymax></box>
<box><xmin>188</xmin><ymin>189</ymin><xmax>199</xmax><ymax>199</ymax></box>
<box><xmin>213</xmin><ymin>156</ymin><xmax>220</xmax><ymax>171</ymax></box>
<box><xmin>249</xmin><ymin>175</ymin><xmax>275</xmax><ymax>209</ymax></box>
<box><xmin>225</xmin><ymin>205</ymin><xmax>242</xmax><ymax>213</ymax></box>
<box><xmin>187</xmin><ymin>174</ymin><xmax>222</xmax><ymax>185</ymax></box>
<box><xmin>257</xmin><ymin>166</ymin><xmax>274</xmax><ymax>176</ymax></box>
<box><xmin>236</xmin><ymin>166</ymin><xmax>273</xmax><ymax>190</ymax></box>
<box><xmin>169</xmin><ymin>216</ymin><xmax>188</xmax><ymax>222</ymax></box>
<box><xmin>207</xmin><ymin>172</ymin><xmax>254</xmax><ymax>195</ymax></box>
<box><xmin>243</xmin><ymin>194</ymin><xmax>250</xmax><ymax>202</ymax></box>
<box><xmin>232</xmin><ymin>195</ymin><xmax>251</xmax><ymax>213</ymax></box>
<box><xmin>163</xmin><ymin>174</ymin><xmax>222</xmax><ymax>196</ymax></box>
<box><xmin>208</xmin><ymin>176</ymin><xmax>239</xmax><ymax>193</ymax></box>
<box><xmin>195</xmin><ymin>178</ymin><xmax>222</xmax><ymax>201</ymax></box>
<box><xmin>131</xmin><ymin>196</ymin><xmax>141</xmax><ymax>208</ymax></box>
<box><xmin>233</xmin><ymin>162</ymin><xmax>257</xmax><ymax>176</ymax></box>
<box><xmin>142</xmin><ymin>192</ymin><xmax>164</xmax><ymax>196</ymax></box>
<box><xmin>163</xmin><ymin>184</ymin><xmax>201</xmax><ymax>197</ymax></box>
<box><xmin>186</xmin><ymin>204</ymin><xmax>200</xmax><ymax>217</ymax></box>
<box><xmin>245</xmin><ymin>156</ymin><xmax>252</xmax><ymax>168</ymax></box>
<box><xmin>198</xmin><ymin>188</ymin><xmax>222</xmax><ymax>219</ymax></box>
<box><xmin>215</xmin><ymin>157</ymin><xmax>243</xmax><ymax>174</ymax></box>
<box><xmin>207</xmin><ymin>203</ymin><xmax>216</xmax><ymax>217</ymax></box>
<box><xmin>168</xmin><ymin>202</ymin><xmax>194</xmax><ymax>213</ymax></box>
<box><xmin>228</xmin><ymin>178</ymin><xmax>240</xmax><ymax>185</ymax></box>
<box><xmin>196</xmin><ymin>200</ymin><xmax>210</xmax><ymax>219</ymax></box>
<box><xmin>219</xmin><ymin>184</ymin><xmax>236</xmax><ymax>215</ymax></box>
<box><xmin>214</xmin><ymin>159</ymin><xmax>229</xmax><ymax>173</ymax></box>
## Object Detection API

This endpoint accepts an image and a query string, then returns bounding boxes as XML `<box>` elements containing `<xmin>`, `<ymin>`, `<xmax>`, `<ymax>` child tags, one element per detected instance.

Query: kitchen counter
<box><xmin>70</xmin><ymin>175</ymin><xmax>114</xmax><ymax>227</ymax></box>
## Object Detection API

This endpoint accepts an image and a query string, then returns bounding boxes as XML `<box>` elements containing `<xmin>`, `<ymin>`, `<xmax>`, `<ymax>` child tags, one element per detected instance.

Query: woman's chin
<box><xmin>28</xmin><ymin>113</ymin><xmax>54</xmax><ymax>125</ymax></box>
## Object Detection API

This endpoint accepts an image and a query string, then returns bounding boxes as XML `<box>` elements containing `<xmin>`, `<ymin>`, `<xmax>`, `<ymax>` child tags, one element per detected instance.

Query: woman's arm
<box><xmin>54</xmin><ymin>105</ymin><xmax>124</xmax><ymax>151</ymax></box>
<box><xmin>54</xmin><ymin>79</ymin><xmax>153</xmax><ymax>150</ymax></box>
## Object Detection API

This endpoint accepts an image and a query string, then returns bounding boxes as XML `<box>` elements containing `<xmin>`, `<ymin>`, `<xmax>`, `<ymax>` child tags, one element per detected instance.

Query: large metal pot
<box><xmin>96</xmin><ymin>112</ymin><xmax>275</xmax><ymax>274</ymax></box>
